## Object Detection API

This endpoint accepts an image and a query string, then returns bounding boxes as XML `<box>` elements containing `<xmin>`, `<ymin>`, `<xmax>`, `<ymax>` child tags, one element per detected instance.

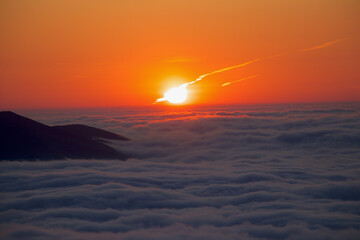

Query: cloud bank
<box><xmin>1</xmin><ymin>103</ymin><xmax>360</xmax><ymax>239</ymax></box>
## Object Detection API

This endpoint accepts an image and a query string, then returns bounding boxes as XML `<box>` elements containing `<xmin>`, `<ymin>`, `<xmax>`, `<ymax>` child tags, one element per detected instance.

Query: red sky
<box><xmin>0</xmin><ymin>0</ymin><xmax>359</xmax><ymax>109</ymax></box>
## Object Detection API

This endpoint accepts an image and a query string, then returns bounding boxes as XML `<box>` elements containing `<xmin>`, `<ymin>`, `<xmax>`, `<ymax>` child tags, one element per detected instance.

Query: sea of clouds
<box><xmin>1</xmin><ymin>103</ymin><xmax>360</xmax><ymax>239</ymax></box>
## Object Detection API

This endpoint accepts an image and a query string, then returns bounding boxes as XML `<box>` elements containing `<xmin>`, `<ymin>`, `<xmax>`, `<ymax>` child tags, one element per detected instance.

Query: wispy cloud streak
<box><xmin>155</xmin><ymin>38</ymin><xmax>348</xmax><ymax>103</ymax></box>
<box><xmin>300</xmin><ymin>38</ymin><xmax>349</xmax><ymax>52</ymax></box>
<box><xmin>181</xmin><ymin>54</ymin><xmax>282</xmax><ymax>88</ymax></box>
<box><xmin>221</xmin><ymin>75</ymin><xmax>258</xmax><ymax>87</ymax></box>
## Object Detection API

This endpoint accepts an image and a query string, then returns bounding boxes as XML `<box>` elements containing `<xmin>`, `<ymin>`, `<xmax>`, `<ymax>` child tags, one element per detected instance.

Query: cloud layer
<box><xmin>1</xmin><ymin>103</ymin><xmax>360</xmax><ymax>239</ymax></box>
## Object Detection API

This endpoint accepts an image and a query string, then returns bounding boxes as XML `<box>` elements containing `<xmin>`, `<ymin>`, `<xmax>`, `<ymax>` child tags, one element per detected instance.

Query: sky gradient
<box><xmin>0</xmin><ymin>0</ymin><xmax>359</xmax><ymax>109</ymax></box>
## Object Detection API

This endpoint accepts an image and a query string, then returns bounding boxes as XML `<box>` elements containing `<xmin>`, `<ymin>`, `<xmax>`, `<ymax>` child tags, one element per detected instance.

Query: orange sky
<box><xmin>0</xmin><ymin>0</ymin><xmax>359</xmax><ymax>109</ymax></box>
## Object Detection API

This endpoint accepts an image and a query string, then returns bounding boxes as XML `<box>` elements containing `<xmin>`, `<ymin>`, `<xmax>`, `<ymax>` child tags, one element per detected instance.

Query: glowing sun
<box><xmin>156</xmin><ymin>85</ymin><xmax>188</xmax><ymax>104</ymax></box>
<box><xmin>163</xmin><ymin>85</ymin><xmax>188</xmax><ymax>103</ymax></box>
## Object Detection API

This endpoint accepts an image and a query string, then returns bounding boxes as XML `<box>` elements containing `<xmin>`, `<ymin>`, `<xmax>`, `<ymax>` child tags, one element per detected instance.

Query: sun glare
<box><xmin>163</xmin><ymin>85</ymin><xmax>188</xmax><ymax>104</ymax></box>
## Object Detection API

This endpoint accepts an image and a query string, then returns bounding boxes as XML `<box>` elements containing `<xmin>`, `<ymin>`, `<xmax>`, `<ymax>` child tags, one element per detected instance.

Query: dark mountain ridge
<box><xmin>0</xmin><ymin>111</ymin><xmax>129</xmax><ymax>160</ymax></box>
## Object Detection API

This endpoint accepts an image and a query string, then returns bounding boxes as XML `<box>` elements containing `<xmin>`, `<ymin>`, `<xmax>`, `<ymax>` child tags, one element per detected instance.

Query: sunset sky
<box><xmin>1</xmin><ymin>0</ymin><xmax>359</xmax><ymax>109</ymax></box>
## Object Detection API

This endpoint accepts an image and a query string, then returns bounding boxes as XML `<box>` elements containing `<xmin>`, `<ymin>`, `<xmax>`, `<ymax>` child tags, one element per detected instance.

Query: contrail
<box><xmin>155</xmin><ymin>38</ymin><xmax>348</xmax><ymax>103</ymax></box>
<box><xmin>182</xmin><ymin>59</ymin><xmax>260</xmax><ymax>87</ymax></box>
<box><xmin>180</xmin><ymin>54</ymin><xmax>281</xmax><ymax>88</ymax></box>
<box><xmin>300</xmin><ymin>38</ymin><xmax>349</xmax><ymax>52</ymax></box>
<box><xmin>155</xmin><ymin>59</ymin><xmax>265</xmax><ymax>102</ymax></box>
<box><xmin>156</xmin><ymin>56</ymin><xmax>277</xmax><ymax>102</ymax></box>
<box><xmin>216</xmin><ymin>38</ymin><xmax>348</xmax><ymax>88</ymax></box>
<box><xmin>221</xmin><ymin>75</ymin><xmax>258</xmax><ymax>87</ymax></box>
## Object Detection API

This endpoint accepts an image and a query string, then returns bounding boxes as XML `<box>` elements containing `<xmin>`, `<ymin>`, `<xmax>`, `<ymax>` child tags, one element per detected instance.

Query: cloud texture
<box><xmin>1</xmin><ymin>103</ymin><xmax>360</xmax><ymax>239</ymax></box>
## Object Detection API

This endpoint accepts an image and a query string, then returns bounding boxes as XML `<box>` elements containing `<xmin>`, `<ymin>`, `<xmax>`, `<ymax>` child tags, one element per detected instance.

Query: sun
<box><xmin>163</xmin><ymin>85</ymin><xmax>188</xmax><ymax>103</ymax></box>
<box><xmin>155</xmin><ymin>84</ymin><xmax>188</xmax><ymax>104</ymax></box>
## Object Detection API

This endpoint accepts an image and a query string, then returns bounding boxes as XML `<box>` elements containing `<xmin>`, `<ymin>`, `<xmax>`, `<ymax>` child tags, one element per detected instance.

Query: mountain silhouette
<box><xmin>0</xmin><ymin>111</ymin><xmax>129</xmax><ymax>160</ymax></box>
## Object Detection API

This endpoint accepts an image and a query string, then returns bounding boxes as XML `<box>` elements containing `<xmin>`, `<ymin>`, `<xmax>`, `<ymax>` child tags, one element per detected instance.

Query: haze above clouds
<box><xmin>1</xmin><ymin>103</ymin><xmax>360</xmax><ymax>239</ymax></box>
